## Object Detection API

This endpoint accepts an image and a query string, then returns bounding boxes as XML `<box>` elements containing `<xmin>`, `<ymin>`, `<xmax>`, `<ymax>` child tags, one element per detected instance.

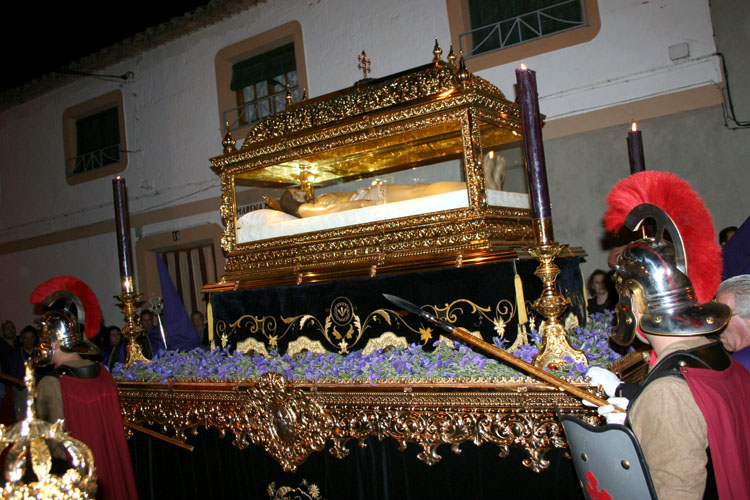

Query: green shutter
<box><xmin>230</xmin><ymin>43</ymin><xmax>296</xmax><ymax>91</ymax></box>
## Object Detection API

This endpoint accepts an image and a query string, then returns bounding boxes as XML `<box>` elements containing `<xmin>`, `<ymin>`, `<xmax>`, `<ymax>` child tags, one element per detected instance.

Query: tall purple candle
<box><xmin>627</xmin><ymin>122</ymin><xmax>646</xmax><ymax>174</ymax></box>
<box><xmin>112</xmin><ymin>177</ymin><xmax>134</xmax><ymax>293</ymax></box>
<box><xmin>515</xmin><ymin>64</ymin><xmax>552</xmax><ymax>223</ymax></box>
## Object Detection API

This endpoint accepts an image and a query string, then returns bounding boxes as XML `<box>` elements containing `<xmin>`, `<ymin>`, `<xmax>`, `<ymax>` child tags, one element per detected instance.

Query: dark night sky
<box><xmin>2</xmin><ymin>2</ymin><xmax>211</xmax><ymax>93</ymax></box>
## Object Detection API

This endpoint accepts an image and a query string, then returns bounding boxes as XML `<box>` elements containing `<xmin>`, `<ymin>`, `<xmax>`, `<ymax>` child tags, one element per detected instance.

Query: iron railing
<box><xmin>69</xmin><ymin>143</ymin><xmax>121</xmax><ymax>175</ymax></box>
<box><xmin>459</xmin><ymin>0</ymin><xmax>587</xmax><ymax>57</ymax></box>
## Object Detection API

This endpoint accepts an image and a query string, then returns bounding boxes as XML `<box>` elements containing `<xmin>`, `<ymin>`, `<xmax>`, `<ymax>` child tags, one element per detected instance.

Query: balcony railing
<box><xmin>69</xmin><ymin>144</ymin><xmax>121</xmax><ymax>175</ymax></box>
<box><xmin>459</xmin><ymin>0</ymin><xmax>586</xmax><ymax>58</ymax></box>
<box><xmin>222</xmin><ymin>85</ymin><xmax>300</xmax><ymax>133</ymax></box>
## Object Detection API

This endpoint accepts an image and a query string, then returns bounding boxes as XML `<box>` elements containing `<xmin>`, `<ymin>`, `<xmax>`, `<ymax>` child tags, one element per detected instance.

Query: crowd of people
<box><xmin>0</xmin><ymin>307</ymin><xmax>210</xmax><ymax>426</ymax></box>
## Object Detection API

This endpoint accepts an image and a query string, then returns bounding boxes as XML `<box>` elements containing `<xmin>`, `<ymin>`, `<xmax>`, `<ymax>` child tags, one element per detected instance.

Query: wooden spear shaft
<box><xmin>124</xmin><ymin>421</ymin><xmax>194</xmax><ymax>452</ymax></box>
<box><xmin>448</xmin><ymin>325</ymin><xmax>619</xmax><ymax>410</ymax></box>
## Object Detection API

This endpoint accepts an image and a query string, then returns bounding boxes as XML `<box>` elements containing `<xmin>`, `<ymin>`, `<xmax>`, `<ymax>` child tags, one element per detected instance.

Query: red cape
<box><xmin>60</xmin><ymin>368</ymin><xmax>138</xmax><ymax>500</ymax></box>
<box><xmin>683</xmin><ymin>360</ymin><xmax>750</xmax><ymax>500</ymax></box>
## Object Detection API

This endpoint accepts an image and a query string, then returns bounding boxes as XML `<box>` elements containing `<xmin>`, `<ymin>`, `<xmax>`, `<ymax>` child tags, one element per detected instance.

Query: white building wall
<box><xmin>1</xmin><ymin>0</ymin><xmax>744</xmax><ymax>328</ymax></box>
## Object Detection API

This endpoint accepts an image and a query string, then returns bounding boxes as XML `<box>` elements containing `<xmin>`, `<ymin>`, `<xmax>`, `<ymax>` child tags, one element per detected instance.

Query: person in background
<box><xmin>100</xmin><ymin>325</ymin><xmax>122</xmax><ymax>366</ymax></box>
<box><xmin>107</xmin><ymin>311</ymin><xmax>157</xmax><ymax>369</ymax></box>
<box><xmin>586</xmin><ymin>269</ymin><xmax>617</xmax><ymax>315</ymax></box>
<box><xmin>0</xmin><ymin>320</ymin><xmax>19</xmax><ymax>423</ymax></box>
<box><xmin>4</xmin><ymin>325</ymin><xmax>49</xmax><ymax>419</ymax></box>
<box><xmin>722</xmin><ymin>217</ymin><xmax>750</xmax><ymax>280</ymax></box>
<box><xmin>719</xmin><ymin>226</ymin><xmax>737</xmax><ymax>246</ymax></box>
<box><xmin>191</xmin><ymin>311</ymin><xmax>208</xmax><ymax>345</ymax></box>
<box><xmin>140</xmin><ymin>309</ymin><xmax>165</xmax><ymax>354</ymax></box>
<box><xmin>715</xmin><ymin>274</ymin><xmax>750</xmax><ymax>371</ymax></box>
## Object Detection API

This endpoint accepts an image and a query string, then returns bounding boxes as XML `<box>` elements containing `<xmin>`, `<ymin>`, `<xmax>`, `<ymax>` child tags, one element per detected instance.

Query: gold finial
<box><xmin>222</xmin><ymin>122</ymin><xmax>236</xmax><ymax>154</ymax></box>
<box><xmin>358</xmin><ymin>50</ymin><xmax>371</xmax><ymax>80</ymax></box>
<box><xmin>456</xmin><ymin>51</ymin><xmax>470</xmax><ymax>83</ymax></box>
<box><xmin>447</xmin><ymin>43</ymin><xmax>457</xmax><ymax>68</ymax></box>
<box><xmin>433</xmin><ymin>38</ymin><xmax>443</xmax><ymax>65</ymax></box>
<box><xmin>285</xmin><ymin>85</ymin><xmax>294</xmax><ymax>106</ymax></box>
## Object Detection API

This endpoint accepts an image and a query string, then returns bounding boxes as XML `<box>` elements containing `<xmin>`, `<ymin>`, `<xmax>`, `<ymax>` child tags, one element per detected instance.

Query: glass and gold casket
<box><xmin>207</xmin><ymin>50</ymin><xmax>537</xmax><ymax>290</ymax></box>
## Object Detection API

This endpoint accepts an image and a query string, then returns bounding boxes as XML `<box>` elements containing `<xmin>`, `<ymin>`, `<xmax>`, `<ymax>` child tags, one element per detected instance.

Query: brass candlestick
<box><xmin>115</xmin><ymin>280</ymin><xmax>149</xmax><ymax>369</ymax></box>
<box><xmin>528</xmin><ymin>244</ymin><xmax>588</xmax><ymax>370</ymax></box>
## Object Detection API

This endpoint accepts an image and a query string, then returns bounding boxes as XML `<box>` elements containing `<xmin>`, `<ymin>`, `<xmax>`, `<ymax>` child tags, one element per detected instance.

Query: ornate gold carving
<box><xmin>268</xmin><ymin>479</ymin><xmax>323</xmax><ymax>500</ymax></box>
<box><xmin>247</xmin><ymin>374</ymin><xmax>333</xmax><ymax>471</ymax></box>
<box><xmin>362</xmin><ymin>332</ymin><xmax>409</xmax><ymax>355</ymax></box>
<box><xmin>118</xmin><ymin>377</ymin><xmax>601</xmax><ymax>473</ymax></box>
<box><xmin>236</xmin><ymin>336</ymin><xmax>270</xmax><ymax>357</ymax></box>
<box><xmin>286</xmin><ymin>336</ymin><xmax>327</xmax><ymax>357</ymax></box>
<box><xmin>233</xmin><ymin>63</ymin><xmax>494</xmax><ymax>146</ymax></box>
<box><xmin>425</xmin><ymin>297</ymin><xmax>515</xmax><ymax>344</ymax></box>
<box><xmin>218</xmin><ymin>207</ymin><xmax>537</xmax><ymax>288</ymax></box>
<box><xmin>1</xmin><ymin>364</ymin><xmax>97</xmax><ymax>499</ymax></box>
<box><xmin>528</xmin><ymin>244</ymin><xmax>588</xmax><ymax>370</ymax></box>
<box><xmin>120</xmin><ymin>373</ymin><xmax>333</xmax><ymax>472</ymax></box>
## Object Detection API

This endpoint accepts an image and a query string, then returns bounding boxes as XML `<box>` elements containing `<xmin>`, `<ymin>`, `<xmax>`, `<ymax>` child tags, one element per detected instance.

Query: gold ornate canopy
<box><xmin>208</xmin><ymin>47</ymin><xmax>541</xmax><ymax>291</ymax></box>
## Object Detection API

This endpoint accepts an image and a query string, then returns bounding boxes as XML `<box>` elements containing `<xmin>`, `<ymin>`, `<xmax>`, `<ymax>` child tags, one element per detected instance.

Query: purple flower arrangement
<box><xmin>113</xmin><ymin>313</ymin><xmax>623</xmax><ymax>385</ymax></box>
<box><xmin>565</xmin><ymin>311</ymin><xmax>630</xmax><ymax>378</ymax></box>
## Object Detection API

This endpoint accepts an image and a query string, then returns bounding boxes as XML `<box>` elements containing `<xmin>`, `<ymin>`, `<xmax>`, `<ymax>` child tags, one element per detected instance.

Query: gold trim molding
<box><xmin>118</xmin><ymin>373</ymin><xmax>601</xmax><ymax>473</ymax></box>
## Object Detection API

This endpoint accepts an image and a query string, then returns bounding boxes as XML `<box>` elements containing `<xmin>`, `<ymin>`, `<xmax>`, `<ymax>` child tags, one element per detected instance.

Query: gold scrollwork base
<box><xmin>118</xmin><ymin>377</ymin><xmax>601</xmax><ymax>473</ymax></box>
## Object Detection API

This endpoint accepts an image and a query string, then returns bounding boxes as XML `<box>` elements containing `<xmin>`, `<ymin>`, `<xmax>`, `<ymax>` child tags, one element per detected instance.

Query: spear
<box><xmin>383</xmin><ymin>293</ymin><xmax>623</xmax><ymax>411</ymax></box>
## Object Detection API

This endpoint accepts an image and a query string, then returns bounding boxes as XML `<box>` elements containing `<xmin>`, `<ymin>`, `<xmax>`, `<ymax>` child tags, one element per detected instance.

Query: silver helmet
<box><xmin>609</xmin><ymin>201</ymin><xmax>730</xmax><ymax>345</ymax></box>
<box><xmin>30</xmin><ymin>277</ymin><xmax>101</xmax><ymax>365</ymax></box>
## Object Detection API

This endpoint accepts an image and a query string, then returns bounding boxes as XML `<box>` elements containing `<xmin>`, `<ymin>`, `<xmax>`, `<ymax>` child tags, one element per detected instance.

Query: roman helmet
<box><xmin>29</xmin><ymin>276</ymin><xmax>102</xmax><ymax>365</ymax></box>
<box><xmin>603</xmin><ymin>171</ymin><xmax>730</xmax><ymax>345</ymax></box>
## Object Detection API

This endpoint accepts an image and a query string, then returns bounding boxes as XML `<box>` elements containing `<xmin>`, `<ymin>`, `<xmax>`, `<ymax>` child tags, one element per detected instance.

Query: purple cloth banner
<box><xmin>156</xmin><ymin>254</ymin><xmax>205</xmax><ymax>352</ymax></box>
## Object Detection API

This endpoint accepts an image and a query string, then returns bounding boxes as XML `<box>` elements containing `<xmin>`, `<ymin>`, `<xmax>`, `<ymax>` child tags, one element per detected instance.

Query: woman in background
<box><xmin>587</xmin><ymin>269</ymin><xmax>617</xmax><ymax>314</ymax></box>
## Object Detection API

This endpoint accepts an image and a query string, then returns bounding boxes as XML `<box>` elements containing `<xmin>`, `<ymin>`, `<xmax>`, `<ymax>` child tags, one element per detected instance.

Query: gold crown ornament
<box><xmin>0</xmin><ymin>362</ymin><xmax>97</xmax><ymax>499</ymax></box>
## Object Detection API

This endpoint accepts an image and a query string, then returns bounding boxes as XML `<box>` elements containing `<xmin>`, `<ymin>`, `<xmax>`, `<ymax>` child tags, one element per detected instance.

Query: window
<box><xmin>446</xmin><ymin>0</ymin><xmax>600</xmax><ymax>72</ymax></box>
<box><xmin>466</xmin><ymin>0</ymin><xmax>585</xmax><ymax>55</ymax></box>
<box><xmin>231</xmin><ymin>43</ymin><xmax>300</xmax><ymax>128</ymax></box>
<box><xmin>74</xmin><ymin>106</ymin><xmax>121</xmax><ymax>173</ymax></box>
<box><xmin>62</xmin><ymin>90</ymin><xmax>127</xmax><ymax>185</ymax></box>
<box><xmin>215</xmin><ymin>22</ymin><xmax>307</xmax><ymax>136</ymax></box>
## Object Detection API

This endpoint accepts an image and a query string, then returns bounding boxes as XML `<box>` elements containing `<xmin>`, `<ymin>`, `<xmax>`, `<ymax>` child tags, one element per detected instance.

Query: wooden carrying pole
<box><xmin>124</xmin><ymin>421</ymin><xmax>194</xmax><ymax>451</ymax></box>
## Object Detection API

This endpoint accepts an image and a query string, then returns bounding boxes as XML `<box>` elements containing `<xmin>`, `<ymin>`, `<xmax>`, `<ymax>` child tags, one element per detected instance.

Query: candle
<box><xmin>112</xmin><ymin>177</ymin><xmax>134</xmax><ymax>293</ymax></box>
<box><xmin>515</xmin><ymin>63</ymin><xmax>553</xmax><ymax>243</ymax></box>
<box><xmin>627</xmin><ymin>122</ymin><xmax>646</xmax><ymax>174</ymax></box>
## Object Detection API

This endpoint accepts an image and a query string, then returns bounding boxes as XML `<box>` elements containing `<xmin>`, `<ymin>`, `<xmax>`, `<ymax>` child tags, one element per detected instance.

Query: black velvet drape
<box><xmin>128</xmin><ymin>429</ymin><xmax>584</xmax><ymax>500</ymax></box>
<box><xmin>211</xmin><ymin>257</ymin><xmax>585</xmax><ymax>353</ymax></box>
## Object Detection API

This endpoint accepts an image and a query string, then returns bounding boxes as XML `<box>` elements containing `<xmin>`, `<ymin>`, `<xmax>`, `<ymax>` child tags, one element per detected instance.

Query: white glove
<box><xmin>586</xmin><ymin>366</ymin><xmax>622</xmax><ymax>398</ymax></box>
<box><xmin>597</xmin><ymin>397</ymin><xmax>630</xmax><ymax>425</ymax></box>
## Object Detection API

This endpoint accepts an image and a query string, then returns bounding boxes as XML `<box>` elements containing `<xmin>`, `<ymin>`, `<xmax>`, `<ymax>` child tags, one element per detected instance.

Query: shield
<box><xmin>559</xmin><ymin>414</ymin><xmax>657</xmax><ymax>500</ymax></box>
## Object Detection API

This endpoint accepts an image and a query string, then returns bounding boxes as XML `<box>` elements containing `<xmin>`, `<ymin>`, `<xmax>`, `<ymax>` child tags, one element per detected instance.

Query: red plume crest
<box><xmin>604</xmin><ymin>171</ymin><xmax>721</xmax><ymax>303</ymax></box>
<box><xmin>29</xmin><ymin>276</ymin><xmax>102</xmax><ymax>339</ymax></box>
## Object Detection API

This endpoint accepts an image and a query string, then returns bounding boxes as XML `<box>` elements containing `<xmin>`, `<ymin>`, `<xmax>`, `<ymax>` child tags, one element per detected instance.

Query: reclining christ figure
<box><xmin>277</xmin><ymin>152</ymin><xmax>506</xmax><ymax>218</ymax></box>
